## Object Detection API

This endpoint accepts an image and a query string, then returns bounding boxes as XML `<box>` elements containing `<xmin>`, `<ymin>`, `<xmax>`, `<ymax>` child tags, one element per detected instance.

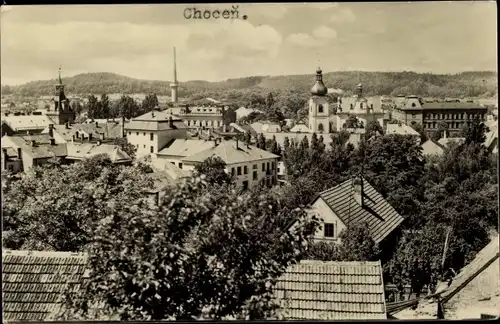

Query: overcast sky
<box><xmin>1</xmin><ymin>2</ymin><xmax>497</xmax><ymax>85</ymax></box>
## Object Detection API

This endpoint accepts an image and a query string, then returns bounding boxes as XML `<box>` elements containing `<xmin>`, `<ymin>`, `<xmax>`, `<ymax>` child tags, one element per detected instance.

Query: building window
<box><xmin>243</xmin><ymin>166</ymin><xmax>248</xmax><ymax>174</ymax></box>
<box><xmin>242</xmin><ymin>181</ymin><xmax>249</xmax><ymax>190</ymax></box>
<box><xmin>170</xmin><ymin>162</ymin><xmax>175</xmax><ymax>165</ymax></box>
<box><xmin>143</xmin><ymin>132</ymin><xmax>146</xmax><ymax>136</ymax></box>
<box><xmin>253</xmin><ymin>164</ymin><xmax>257</xmax><ymax>169</ymax></box>
<box><xmin>267</xmin><ymin>162</ymin><xmax>270</xmax><ymax>171</ymax></box>
<box><xmin>150</xmin><ymin>133</ymin><xmax>154</xmax><ymax>141</ymax></box>
<box><xmin>324</xmin><ymin>223</ymin><xmax>335</xmax><ymax>238</ymax></box>
<box><xmin>317</xmin><ymin>123</ymin><xmax>324</xmax><ymax>133</ymax></box>
<box><xmin>128</xmin><ymin>132</ymin><xmax>131</xmax><ymax>136</ymax></box>
<box><xmin>272</xmin><ymin>162</ymin><xmax>275</xmax><ymax>170</ymax></box>
<box><xmin>143</xmin><ymin>145</ymin><xmax>146</xmax><ymax>148</ymax></box>
<box><xmin>150</xmin><ymin>146</ymin><xmax>154</xmax><ymax>153</ymax></box>
<box><xmin>277</xmin><ymin>167</ymin><xmax>281</xmax><ymax>173</ymax></box>
<box><xmin>178</xmin><ymin>163</ymin><xmax>183</xmax><ymax>169</ymax></box>
<box><xmin>318</xmin><ymin>104</ymin><xmax>324</xmax><ymax>113</ymax></box>
<box><xmin>262</xmin><ymin>163</ymin><xmax>265</xmax><ymax>171</ymax></box>
<box><xmin>237</xmin><ymin>166</ymin><xmax>242</xmax><ymax>175</ymax></box>
<box><xmin>360</xmin><ymin>103</ymin><xmax>363</xmax><ymax>109</ymax></box>
<box><xmin>253</xmin><ymin>171</ymin><xmax>258</xmax><ymax>180</ymax></box>
<box><xmin>231</xmin><ymin>168</ymin><xmax>235</xmax><ymax>176</ymax></box>
<box><xmin>136</xmin><ymin>132</ymin><xmax>139</xmax><ymax>136</ymax></box>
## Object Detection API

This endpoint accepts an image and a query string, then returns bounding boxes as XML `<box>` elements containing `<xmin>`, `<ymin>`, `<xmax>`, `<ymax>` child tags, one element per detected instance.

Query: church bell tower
<box><xmin>308</xmin><ymin>67</ymin><xmax>330</xmax><ymax>133</ymax></box>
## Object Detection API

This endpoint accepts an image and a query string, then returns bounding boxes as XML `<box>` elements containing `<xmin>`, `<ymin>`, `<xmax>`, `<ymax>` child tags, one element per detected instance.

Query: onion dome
<box><xmin>311</xmin><ymin>67</ymin><xmax>328</xmax><ymax>96</ymax></box>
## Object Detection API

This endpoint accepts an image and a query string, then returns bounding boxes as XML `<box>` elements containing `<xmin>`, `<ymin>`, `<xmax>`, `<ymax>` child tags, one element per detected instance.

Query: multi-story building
<box><xmin>124</xmin><ymin>110</ymin><xmax>189</xmax><ymax>157</ymax></box>
<box><xmin>154</xmin><ymin>137</ymin><xmax>279</xmax><ymax>189</ymax></box>
<box><xmin>392</xmin><ymin>96</ymin><xmax>488</xmax><ymax>133</ymax></box>
<box><xmin>165</xmin><ymin>104</ymin><xmax>225</xmax><ymax>129</ymax></box>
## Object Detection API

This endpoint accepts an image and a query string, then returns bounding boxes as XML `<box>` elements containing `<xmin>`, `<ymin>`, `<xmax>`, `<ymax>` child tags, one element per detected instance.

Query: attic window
<box><xmin>324</xmin><ymin>223</ymin><xmax>335</xmax><ymax>238</ymax></box>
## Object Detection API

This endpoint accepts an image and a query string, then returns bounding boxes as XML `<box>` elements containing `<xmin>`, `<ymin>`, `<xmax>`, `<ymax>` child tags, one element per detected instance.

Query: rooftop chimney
<box><xmin>168</xmin><ymin>116</ymin><xmax>173</xmax><ymax>128</ymax></box>
<box><xmin>89</xmin><ymin>133</ymin><xmax>93</xmax><ymax>141</ymax></box>
<box><xmin>97</xmin><ymin>140</ymin><xmax>102</xmax><ymax>146</ymax></box>
<box><xmin>48</xmin><ymin>124</ymin><xmax>54</xmax><ymax>137</ymax></box>
<box><xmin>95</xmin><ymin>121</ymin><xmax>99</xmax><ymax>128</ymax></box>
<box><xmin>30</xmin><ymin>140</ymin><xmax>36</xmax><ymax>147</ymax></box>
<box><xmin>236</xmin><ymin>138</ymin><xmax>239</xmax><ymax>150</ymax></box>
<box><xmin>17</xmin><ymin>148</ymin><xmax>22</xmax><ymax>159</ymax></box>
<box><xmin>100</xmin><ymin>133</ymin><xmax>105</xmax><ymax>140</ymax></box>
<box><xmin>50</xmin><ymin>138</ymin><xmax>56</xmax><ymax>145</ymax></box>
<box><xmin>353</xmin><ymin>177</ymin><xmax>364</xmax><ymax>207</ymax></box>
<box><xmin>121</xmin><ymin>116</ymin><xmax>125</xmax><ymax>138</ymax></box>
<box><xmin>65</xmin><ymin>122</ymin><xmax>70</xmax><ymax>129</ymax></box>
<box><xmin>2</xmin><ymin>148</ymin><xmax>8</xmax><ymax>170</ymax></box>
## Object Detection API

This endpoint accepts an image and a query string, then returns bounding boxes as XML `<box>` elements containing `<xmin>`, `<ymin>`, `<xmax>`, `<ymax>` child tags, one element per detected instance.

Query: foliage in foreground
<box><xmin>56</xmin><ymin>177</ymin><xmax>319</xmax><ymax>320</ymax></box>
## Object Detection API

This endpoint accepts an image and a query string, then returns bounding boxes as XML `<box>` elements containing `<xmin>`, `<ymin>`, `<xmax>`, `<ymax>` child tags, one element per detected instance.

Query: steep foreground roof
<box><xmin>2</xmin><ymin>250</ymin><xmax>88</xmax><ymax>322</ymax></box>
<box><xmin>313</xmin><ymin>177</ymin><xmax>404</xmax><ymax>244</ymax></box>
<box><xmin>65</xmin><ymin>142</ymin><xmax>131</xmax><ymax>163</ymax></box>
<box><xmin>421</xmin><ymin>139</ymin><xmax>445</xmax><ymax>156</ymax></box>
<box><xmin>273</xmin><ymin>260</ymin><xmax>386</xmax><ymax>320</ymax></box>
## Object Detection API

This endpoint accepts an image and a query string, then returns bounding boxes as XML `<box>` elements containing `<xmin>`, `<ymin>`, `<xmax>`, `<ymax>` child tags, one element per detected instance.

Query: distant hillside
<box><xmin>1</xmin><ymin>71</ymin><xmax>497</xmax><ymax>99</ymax></box>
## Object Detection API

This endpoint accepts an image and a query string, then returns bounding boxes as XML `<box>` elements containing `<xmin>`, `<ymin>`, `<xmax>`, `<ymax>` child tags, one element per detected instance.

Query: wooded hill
<box><xmin>2</xmin><ymin>71</ymin><xmax>497</xmax><ymax>99</ymax></box>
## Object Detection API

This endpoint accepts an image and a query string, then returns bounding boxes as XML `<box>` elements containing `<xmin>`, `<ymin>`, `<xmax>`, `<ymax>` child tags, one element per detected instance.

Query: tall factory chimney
<box><xmin>170</xmin><ymin>47</ymin><xmax>179</xmax><ymax>103</ymax></box>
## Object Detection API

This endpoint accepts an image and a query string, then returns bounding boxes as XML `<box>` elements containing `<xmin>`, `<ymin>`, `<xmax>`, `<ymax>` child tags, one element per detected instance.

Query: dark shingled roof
<box><xmin>2</xmin><ymin>250</ymin><xmax>88</xmax><ymax>322</ymax></box>
<box><xmin>3</xmin><ymin>134</ymin><xmax>68</xmax><ymax>159</ymax></box>
<box><xmin>273</xmin><ymin>260</ymin><xmax>386</xmax><ymax>320</ymax></box>
<box><xmin>313</xmin><ymin>177</ymin><xmax>404</xmax><ymax>243</ymax></box>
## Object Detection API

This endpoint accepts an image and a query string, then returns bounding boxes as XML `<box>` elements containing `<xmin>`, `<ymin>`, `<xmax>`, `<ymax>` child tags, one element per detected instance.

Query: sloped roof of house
<box><xmin>421</xmin><ymin>139</ymin><xmax>445</xmax><ymax>156</ymax></box>
<box><xmin>157</xmin><ymin>139</ymin><xmax>215</xmax><ymax>157</ymax></box>
<box><xmin>47</xmin><ymin>122</ymin><xmax>124</xmax><ymax>141</ymax></box>
<box><xmin>144</xmin><ymin>171</ymin><xmax>175</xmax><ymax>193</ymax></box>
<box><xmin>125</xmin><ymin>111</ymin><xmax>187</xmax><ymax>131</ymax></box>
<box><xmin>182</xmin><ymin>140</ymin><xmax>279</xmax><ymax>164</ymax></box>
<box><xmin>312</xmin><ymin>177</ymin><xmax>405</xmax><ymax>244</ymax></box>
<box><xmin>229</xmin><ymin>123</ymin><xmax>247</xmax><ymax>133</ymax></box>
<box><xmin>386</xmin><ymin>123</ymin><xmax>420</xmax><ymax>136</ymax></box>
<box><xmin>438</xmin><ymin>137</ymin><xmax>465</xmax><ymax>147</ymax></box>
<box><xmin>3</xmin><ymin>115</ymin><xmax>54</xmax><ymax>131</ymax></box>
<box><xmin>65</xmin><ymin>142</ymin><xmax>131</xmax><ymax>163</ymax></box>
<box><xmin>273</xmin><ymin>260</ymin><xmax>386</xmax><ymax>320</ymax></box>
<box><xmin>421</xmin><ymin>102</ymin><xmax>485</xmax><ymax>110</ymax></box>
<box><xmin>290</xmin><ymin>124</ymin><xmax>311</xmax><ymax>133</ymax></box>
<box><xmin>2</xmin><ymin>134</ymin><xmax>68</xmax><ymax>159</ymax></box>
<box><xmin>441</xmin><ymin>234</ymin><xmax>500</xmax><ymax>304</ymax></box>
<box><xmin>2</xmin><ymin>250</ymin><xmax>88</xmax><ymax>322</ymax></box>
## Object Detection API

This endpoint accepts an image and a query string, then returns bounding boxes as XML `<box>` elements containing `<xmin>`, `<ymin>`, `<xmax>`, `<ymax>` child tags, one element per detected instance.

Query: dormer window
<box><xmin>412</xmin><ymin>102</ymin><xmax>416</xmax><ymax>107</ymax></box>
<box><xmin>318</xmin><ymin>104</ymin><xmax>324</xmax><ymax>113</ymax></box>
<box><xmin>360</xmin><ymin>103</ymin><xmax>364</xmax><ymax>109</ymax></box>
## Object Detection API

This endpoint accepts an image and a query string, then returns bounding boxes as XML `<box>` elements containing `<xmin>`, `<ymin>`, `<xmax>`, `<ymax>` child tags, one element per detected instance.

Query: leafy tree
<box><xmin>270</xmin><ymin>136</ymin><xmax>281</xmax><ymax>156</ymax></box>
<box><xmin>87</xmin><ymin>95</ymin><xmax>99</xmax><ymax>120</ymax></box>
<box><xmin>117</xmin><ymin>95</ymin><xmax>139</xmax><ymax>119</ymax></box>
<box><xmin>57</xmin><ymin>177</ymin><xmax>319</xmax><ymax>320</ymax></box>
<box><xmin>100</xmin><ymin>94</ymin><xmax>110</xmax><ymax>119</ymax></box>
<box><xmin>365</xmin><ymin>120</ymin><xmax>384</xmax><ymax>139</ymax></box>
<box><xmin>2</xmin><ymin>155</ymin><xmax>154</xmax><ymax>252</ymax></box>
<box><xmin>257</xmin><ymin>133</ymin><xmax>266</xmax><ymax>150</ymax></box>
<box><xmin>343</xmin><ymin>115</ymin><xmax>364</xmax><ymax>129</ymax></box>
<box><xmin>265</xmin><ymin>92</ymin><xmax>275</xmax><ymax>109</ymax></box>
<box><xmin>461</xmin><ymin>115</ymin><xmax>489</xmax><ymax>145</ymax></box>
<box><xmin>410</xmin><ymin>122</ymin><xmax>428</xmax><ymax>142</ymax></box>
<box><xmin>113</xmin><ymin>137</ymin><xmax>137</xmax><ymax>160</ymax></box>
<box><xmin>223</xmin><ymin>107</ymin><xmax>237</xmax><ymax>125</ymax></box>
<box><xmin>193</xmin><ymin>156</ymin><xmax>233</xmax><ymax>186</ymax></box>
<box><xmin>142</xmin><ymin>94</ymin><xmax>159</xmax><ymax>113</ymax></box>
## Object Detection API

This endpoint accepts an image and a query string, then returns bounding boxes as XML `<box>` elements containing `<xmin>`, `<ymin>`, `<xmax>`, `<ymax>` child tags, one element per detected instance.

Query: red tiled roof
<box><xmin>273</xmin><ymin>260</ymin><xmax>386</xmax><ymax>320</ymax></box>
<box><xmin>2</xmin><ymin>250</ymin><xmax>88</xmax><ymax>322</ymax></box>
<box><xmin>313</xmin><ymin>177</ymin><xmax>404</xmax><ymax>244</ymax></box>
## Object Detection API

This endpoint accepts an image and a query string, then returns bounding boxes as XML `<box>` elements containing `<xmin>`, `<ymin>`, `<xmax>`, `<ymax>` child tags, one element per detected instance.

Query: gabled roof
<box><xmin>290</xmin><ymin>124</ymin><xmax>310</xmax><ymax>133</ymax></box>
<box><xmin>421</xmin><ymin>139</ymin><xmax>445</xmax><ymax>156</ymax></box>
<box><xmin>2</xmin><ymin>250</ymin><xmax>88</xmax><ymax>322</ymax></box>
<box><xmin>2</xmin><ymin>134</ymin><xmax>68</xmax><ymax>159</ymax></box>
<box><xmin>438</xmin><ymin>137</ymin><xmax>465</xmax><ymax>147</ymax></box>
<box><xmin>66</xmin><ymin>142</ymin><xmax>131</xmax><ymax>163</ymax></box>
<box><xmin>386</xmin><ymin>123</ymin><xmax>420</xmax><ymax>136</ymax></box>
<box><xmin>441</xmin><ymin>234</ymin><xmax>500</xmax><ymax>304</ymax></box>
<box><xmin>312</xmin><ymin>177</ymin><xmax>404</xmax><ymax>243</ymax></box>
<box><xmin>157</xmin><ymin>139</ymin><xmax>214</xmax><ymax>157</ymax></box>
<box><xmin>125</xmin><ymin>111</ymin><xmax>187</xmax><ymax>131</ymax></box>
<box><xmin>47</xmin><ymin>122</ymin><xmax>124</xmax><ymax>141</ymax></box>
<box><xmin>182</xmin><ymin>140</ymin><xmax>279</xmax><ymax>164</ymax></box>
<box><xmin>3</xmin><ymin>115</ymin><xmax>55</xmax><ymax>131</ymax></box>
<box><xmin>273</xmin><ymin>260</ymin><xmax>386</xmax><ymax>320</ymax></box>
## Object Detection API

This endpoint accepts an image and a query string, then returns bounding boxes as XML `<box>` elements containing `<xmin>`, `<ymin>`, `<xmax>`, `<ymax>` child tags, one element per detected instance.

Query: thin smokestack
<box><xmin>173</xmin><ymin>46</ymin><xmax>177</xmax><ymax>83</ymax></box>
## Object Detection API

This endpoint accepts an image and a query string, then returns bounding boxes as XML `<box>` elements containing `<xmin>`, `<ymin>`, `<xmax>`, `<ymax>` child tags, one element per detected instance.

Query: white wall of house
<box><xmin>126</xmin><ymin>128</ymin><xmax>188</xmax><ymax>157</ymax></box>
<box><xmin>225</xmin><ymin>158</ymin><xmax>278</xmax><ymax>188</ymax></box>
<box><xmin>309</xmin><ymin>197</ymin><xmax>347</xmax><ymax>243</ymax></box>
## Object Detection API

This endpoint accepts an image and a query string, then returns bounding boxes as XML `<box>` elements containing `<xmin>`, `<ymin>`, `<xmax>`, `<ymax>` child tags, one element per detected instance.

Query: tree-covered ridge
<box><xmin>2</xmin><ymin>71</ymin><xmax>497</xmax><ymax>98</ymax></box>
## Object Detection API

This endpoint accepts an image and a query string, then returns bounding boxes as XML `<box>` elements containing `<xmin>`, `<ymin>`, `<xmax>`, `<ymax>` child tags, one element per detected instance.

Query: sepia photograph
<box><xmin>1</xmin><ymin>1</ymin><xmax>498</xmax><ymax>322</ymax></box>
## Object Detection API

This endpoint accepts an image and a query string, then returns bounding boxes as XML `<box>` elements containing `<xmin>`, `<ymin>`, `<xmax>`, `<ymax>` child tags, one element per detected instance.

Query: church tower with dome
<box><xmin>308</xmin><ymin>67</ymin><xmax>331</xmax><ymax>133</ymax></box>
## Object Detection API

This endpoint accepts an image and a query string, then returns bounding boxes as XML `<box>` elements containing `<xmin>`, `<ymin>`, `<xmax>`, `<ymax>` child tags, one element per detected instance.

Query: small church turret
<box><xmin>49</xmin><ymin>67</ymin><xmax>75</xmax><ymax>125</ymax></box>
<box><xmin>308</xmin><ymin>67</ymin><xmax>331</xmax><ymax>133</ymax></box>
